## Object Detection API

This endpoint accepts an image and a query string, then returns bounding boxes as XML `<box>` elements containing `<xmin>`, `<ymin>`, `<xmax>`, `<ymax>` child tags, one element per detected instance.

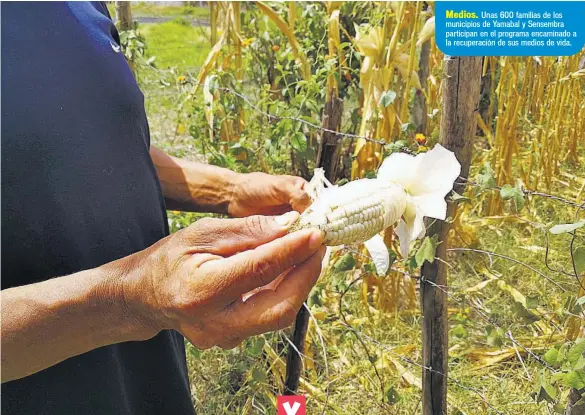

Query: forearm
<box><xmin>150</xmin><ymin>146</ymin><xmax>239</xmax><ymax>214</ymax></box>
<box><xmin>1</xmin><ymin>257</ymin><xmax>154</xmax><ymax>383</ymax></box>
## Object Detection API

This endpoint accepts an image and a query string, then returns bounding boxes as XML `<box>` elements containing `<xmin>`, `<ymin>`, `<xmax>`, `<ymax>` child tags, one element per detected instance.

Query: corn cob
<box><xmin>289</xmin><ymin>184</ymin><xmax>407</xmax><ymax>246</ymax></box>
<box><xmin>288</xmin><ymin>144</ymin><xmax>461</xmax><ymax>275</ymax></box>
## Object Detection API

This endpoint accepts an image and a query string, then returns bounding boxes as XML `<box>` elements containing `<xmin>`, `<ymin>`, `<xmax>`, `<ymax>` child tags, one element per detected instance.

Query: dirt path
<box><xmin>134</xmin><ymin>16</ymin><xmax>210</xmax><ymax>27</ymax></box>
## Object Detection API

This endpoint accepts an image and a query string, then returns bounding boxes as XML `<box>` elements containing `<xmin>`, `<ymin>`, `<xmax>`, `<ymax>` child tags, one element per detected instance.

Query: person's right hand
<box><xmin>120</xmin><ymin>211</ymin><xmax>325</xmax><ymax>349</ymax></box>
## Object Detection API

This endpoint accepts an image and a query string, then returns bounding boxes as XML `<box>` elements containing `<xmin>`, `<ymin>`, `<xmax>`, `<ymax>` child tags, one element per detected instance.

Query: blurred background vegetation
<box><xmin>110</xmin><ymin>2</ymin><xmax>584</xmax><ymax>414</ymax></box>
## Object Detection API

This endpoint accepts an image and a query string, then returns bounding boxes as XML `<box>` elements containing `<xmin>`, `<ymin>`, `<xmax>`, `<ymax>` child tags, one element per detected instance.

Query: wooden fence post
<box><xmin>115</xmin><ymin>1</ymin><xmax>133</xmax><ymax>31</ymax></box>
<box><xmin>420</xmin><ymin>56</ymin><xmax>482</xmax><ymax>415</ymax></box>
<box><xmin>284</xmin><ymin>92</ymin><xmax>343</xmax><ymax>395</ymax></box>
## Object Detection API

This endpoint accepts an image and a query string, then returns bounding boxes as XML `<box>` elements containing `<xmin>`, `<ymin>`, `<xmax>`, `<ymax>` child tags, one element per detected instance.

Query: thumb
<box><xmin>200</xmin><ymin>228</ymin><xmax>324</xmax><ymax>300</ymax></box>
<box><xmin>279</xmin><ymin>176</ymin><xmax>312</xmax><ymax>213</ymax></box>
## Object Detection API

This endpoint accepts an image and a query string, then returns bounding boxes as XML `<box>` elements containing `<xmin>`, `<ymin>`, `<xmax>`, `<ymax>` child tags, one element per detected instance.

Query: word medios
<box><xmin>445</xmin><ymin>10</ymin><xmax>478</xmax><ymax>19</ymax></box>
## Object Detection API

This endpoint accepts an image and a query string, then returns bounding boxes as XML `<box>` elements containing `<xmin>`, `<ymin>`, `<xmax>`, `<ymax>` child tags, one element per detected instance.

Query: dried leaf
<box><xmin>465</xmin><ymin>347</ymin><xmax>519</xmax><ymax>369</ymax></box>
<box><xmin>417</xmin><ymin>16</ymin><xmax>435</xmax><ymax>47</ymax></box>
<box><xmin>355</xmin><ymin>25</ymin><xmax>385</xmax><ymax>61</ymax></box>
<box><xmin>257</xmin><ymin>1</ymin><xmax>310</xmax><ymax>80</ymax></box>
<box><xmin>194</xmin><ymin>30</ymin><xmax>228</xmax><ymax>94</ymax></box>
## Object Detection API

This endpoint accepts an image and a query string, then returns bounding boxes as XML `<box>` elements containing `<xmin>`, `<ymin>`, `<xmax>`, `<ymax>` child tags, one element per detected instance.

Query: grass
<box><xmin>141</xmin><ymin>21</ymin><xmax>210</xmax><ymax>71</ymax></box>
<box><xmin>107</xmin><ymin>2</ymin><xmax>209</xmax><ymax>21</ymax></box>
<box><xmin>135</xmin><ymin>20</ymin><xmax>210</xmax><ymax>149</ymax></box>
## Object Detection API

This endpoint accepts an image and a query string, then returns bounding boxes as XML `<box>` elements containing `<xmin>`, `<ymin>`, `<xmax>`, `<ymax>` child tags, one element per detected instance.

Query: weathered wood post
<box><xmin>284</xmin><ymin>92</ymin><xmax>343</xmax><ymax>395</ymax></box>
<box><xmin>420</xmin><ymin>56</ymin><xmax>482</xmax><ymax>414</ymax></box>
<box><xmin>115</xmin><ymin>1</ymin><xmax>135</xmax><ymax>73</ymax></box>
<box><xmin>115</xmin><ymin>1</ymin><xmax>133</xmax><ymax>31</ymax></box>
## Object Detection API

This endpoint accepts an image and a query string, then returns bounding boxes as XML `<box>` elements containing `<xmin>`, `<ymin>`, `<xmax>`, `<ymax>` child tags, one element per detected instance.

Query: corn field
<box><xmin>119</xmin><ymin>1</ymin><xmax>585</xmax><ymax>414</ymax></box>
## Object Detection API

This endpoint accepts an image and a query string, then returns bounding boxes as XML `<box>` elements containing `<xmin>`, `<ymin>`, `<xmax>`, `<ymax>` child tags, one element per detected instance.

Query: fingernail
<box><xmin>274</xmin><ymin>211</ymin><xmax>299</xmax><ymax>227</ymax></box>
<box><xmin>309</xmin><ymin>230</ymin><xmax>324</xmax><ymax>250</ymax></box>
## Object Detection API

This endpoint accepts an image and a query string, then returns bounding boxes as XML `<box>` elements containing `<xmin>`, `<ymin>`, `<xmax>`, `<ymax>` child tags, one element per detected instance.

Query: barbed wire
<box><xmin>216</xmin><ymin>87</ymin><xmax>391</xmax><ymax>147</ymax></box>
<box><xmin>332</xmin><ymin>251</ymin><xmax>506</xmax><ymax>413</ymax></box>
<box><xmin>336</xmin><ymin>245</ymin><xmax>571</xmax><ymax>412</ymax></box>
<box><xmin>457</xmin><ymin>177</ymin><xmax>583</xmax><ymax>209</ymax></box>
<box><xmin>447</xmin><ymin>248</ymin><xmax>566</xmax><ymax>292</ymax></box>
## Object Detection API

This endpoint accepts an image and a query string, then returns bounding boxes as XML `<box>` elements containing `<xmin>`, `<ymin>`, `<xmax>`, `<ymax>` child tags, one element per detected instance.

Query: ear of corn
<box><xmin>290</xmin><ymin>185</ymin><xmax>406</xmax><ymax>246</ymax></box>
<box><xmin>290</xmin><ymin>144</ymin><xmax>461</xmax><ymax>275</ymax></box>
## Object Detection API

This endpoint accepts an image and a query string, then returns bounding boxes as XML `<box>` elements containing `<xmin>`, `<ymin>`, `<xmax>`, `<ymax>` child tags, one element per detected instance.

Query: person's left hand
<box><xmin>227</xmin><ymin>172</ymin><xmax>311</xmax><ymax>217</ymax></box>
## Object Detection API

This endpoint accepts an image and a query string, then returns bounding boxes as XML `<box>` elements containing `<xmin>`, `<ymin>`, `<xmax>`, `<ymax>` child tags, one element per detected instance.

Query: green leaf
<box><xmin>499</xmin><ymin>184</ymin><xmax>516</xmax><ymax>200</ymax></box>
<box><xmin>568</xmin><ymin>338</ymin><xmax>585</xmax><ymax>366</ymax></box>
<box><xmin>525</xmin><ymin>295</ymin><xmax>539</xmax><ymax>309</ymax></box>
<box><xmin>535</xmin><ymin>372</ymin><xmax>557</xmax><ymax>403</ymax></box>
<box><xmin>557</xmin><ymin>344</ymin><xmax>568</xmax><ymax>365</ymax></box>
<box><xmin>486</xmin><ymin>327</ymin><xmax>505</xmax><ymax>347</ymax></box>
<box><xmin>248</xmin><ymin>336</ymin><xmax>265</xmax><ymax>357</ymax></box>
<box><xmin>388</xmin><ymin>250</ymin><xmax>397</xmax><ymax>268</ymax></box>
<box><xmin>334</xmin><ymin>253</ymin><xmax>356</xmax><ymax>272</ymax></box>
<box><xmin>206</xmin><ymin>74</ymin><xmax>219</xmax><ymax>95</ymax></box>
<box><xmin>577</xmin><ymin>296</ymin><xmax>585</xmax><ymax>306</ymax></box>
<box><xmin>290</xmin><ymin>131</ymin><xmax>307</xmax><ymax>152</ymax></box>
<box><xmin>543</xmin><ymin>348</ymin><xmax>559</xmax><ymax>366</ymax></box>
<box><xmin>549</xmin><ymin>220</ymin><xmax>585</xmax><ymax>235</ymax></box>
<box><xmin>499</xmin><ymin>183</ymin><xmax>525</xmax><ymax>212</ymax></box>
<box><xmin>415</xmin><ymin>235</ymin><xmax>439</xmax><ymax>267</ymax></box>
<box><xmin>384</xmin><ymin>385</ymin><xmax>401</xmax><ymax>404</ymax></box>
<box><xmin>511</xmin><ymin>301</ymin><xmax>540</xmax><ymax>323</ymax></box>
<box><xmin>564</xmin><ymin>370</ymin><xmax>585</xmax><ymax>389</ymax></box>
<box><xmin>384</xmin><ymin>140</ymin><xmax>408</xmax><ymax>155</ymax></box>
<box><xmin>451</xmin><ymin>324</ymin><xmax>468</xmax><ymax>338</ymax></box>
<box><xmin>449</xmin><ymin>191</ymin><xmax>471</xmax><ymax>204</ymax></box>
<box><xmin>307</xmin><ymin>289</ymin><xmax>322</xmax><ymax>307</ymax></box>
<box><xmin>305</xmin><ymin>99</ymin><xmax>320</xmax><ymax>113</ymax></box>
<box><xmin>378</xmin><ymin>90</ymin><xmax>397</xmax><ymax>108</ymax></box>
<box><xmin>542</xmin><ymin>380</ymin><xmax>557</xmax><ymax>401</ymax></box>
<box><xmin>251</xmin><ymin>366</ymin><xmax>267</xmax><ymax>383</ymax></box>
<box><xmin>299</xmin><ymin>115</ymin><xmax>319</xmax><ymax>126</ymax></box>
<box><xmin>363</xmin><ymin>263</ymin><xmax>376</xmax><ymax>274</ymax></box>
<box><xmin>573</xmin><ymin>246</ymin><xmax>585</xmax><ymax>275</ymax></box>
<box><xmin>574</xmin><ymin>356</ymin><xmax>585</xmax><ymax>371</ymax></box>
<box><xmin>477</xmin><ymin>163</ymin><xmax>496</xmax><ymax>190</ymax></box>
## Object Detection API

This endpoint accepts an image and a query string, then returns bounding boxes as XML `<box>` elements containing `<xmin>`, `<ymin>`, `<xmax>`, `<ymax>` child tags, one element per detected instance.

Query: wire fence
<box><xmin>134</xmin><ymin>57</ymin><xmax>584</xmax><ymax>414</ymax></box>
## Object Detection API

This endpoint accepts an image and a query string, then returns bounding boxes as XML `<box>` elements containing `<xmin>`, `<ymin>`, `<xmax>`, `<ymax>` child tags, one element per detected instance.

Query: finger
<box><xmin>277</xmin><ymin>176</ymin><xmax>312</xmax><ymax>213</ymax></box>
<box><xmin>182</xmin><ymin>212</ymin><xmax>300</xmax><ymax>256</ymax></box>
<box><xmin>227</xmin><ymin>246</ymin><xmax>326</xmax><ymax>335</ymax></box>
<box><xmin>253</xmin><ymin>205</ymin><xmax>291</xmax><ymax>216</ymax></box>
<box><xmin>201</xmin><ymin>229</ymin><xmax>324</xmax><ymax>300</ymax></box>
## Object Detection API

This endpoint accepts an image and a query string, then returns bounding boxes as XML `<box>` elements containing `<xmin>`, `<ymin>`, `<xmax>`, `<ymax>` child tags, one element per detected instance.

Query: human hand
<box><xmin>227</xmin><ymin>172</ymin><xmax>311</xmax><ymax>217</ymax></box>
<box><xmin>123</xmin><ymin>212</ymin><xmax>325</xmax><ymax>349</ymax></box>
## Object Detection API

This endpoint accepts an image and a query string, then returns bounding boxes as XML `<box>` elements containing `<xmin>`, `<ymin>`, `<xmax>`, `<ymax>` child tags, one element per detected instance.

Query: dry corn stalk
<box><xmin>256</xmin><ymin>1</ymin><xmax>310</xmax><ymax>81</ymax></box>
